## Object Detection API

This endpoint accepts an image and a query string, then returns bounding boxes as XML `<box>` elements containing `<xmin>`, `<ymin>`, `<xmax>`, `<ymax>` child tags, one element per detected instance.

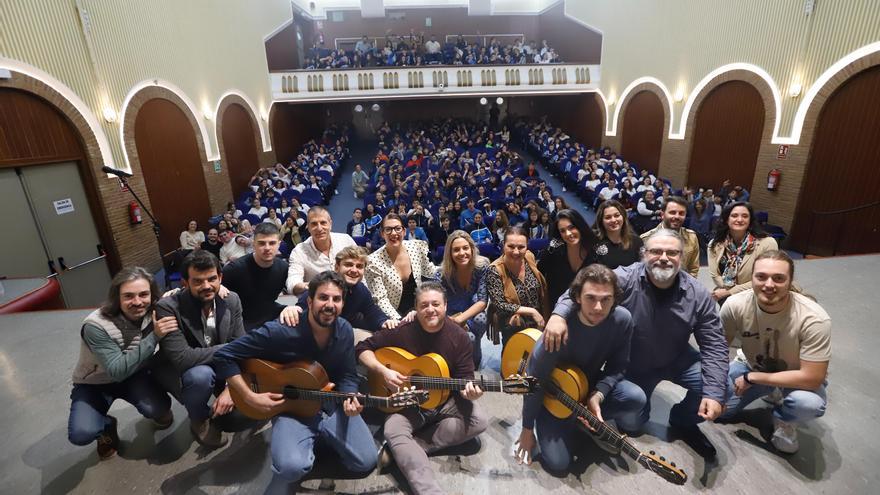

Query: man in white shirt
<box><xmin>286</xmin><ymin>206</ymin><xmax>356</xmax><ymax>295</ymax></box>
<box><xmin>598</xmin><ymin>178</ymin><xmax>620</xmax><ymax>201</ymax></box>
<box><xmin>424</xmin><ymin>35</ymin><xmax>441</xmax><ymax>63</ymax></box>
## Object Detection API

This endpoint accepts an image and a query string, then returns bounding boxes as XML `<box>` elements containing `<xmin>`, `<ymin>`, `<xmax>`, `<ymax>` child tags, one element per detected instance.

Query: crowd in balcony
<box><xmin>304</xmin><ymin>32</ymin><xmax>562</xmax><ymax>69</ymax></box>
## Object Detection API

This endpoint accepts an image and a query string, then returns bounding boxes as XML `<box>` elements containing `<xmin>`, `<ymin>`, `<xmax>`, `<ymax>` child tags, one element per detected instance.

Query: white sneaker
<box><xmin>763</xmin><ymin>388</ymin><xmax>783</xmax><ymax>406</ymax></box>
<box><xmin>771</xmin><ymin>417</ymin><xmax>799</xmax><ymax>454</ymax></box>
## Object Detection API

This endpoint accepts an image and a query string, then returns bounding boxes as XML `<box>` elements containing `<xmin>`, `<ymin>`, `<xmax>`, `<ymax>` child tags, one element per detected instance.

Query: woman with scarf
<box><xmin>708</xmin><ymin>201</ymin><xmax>778</xmax><ymax>305</ymax></box>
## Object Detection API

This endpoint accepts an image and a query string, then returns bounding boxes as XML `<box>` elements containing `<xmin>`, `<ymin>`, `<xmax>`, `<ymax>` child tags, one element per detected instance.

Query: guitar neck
<box><xmin>283</xmin><ymin>386</ymin><xmax>389</xmax><ymax>408</ymax></box>
<box><xmin>405</xmin><ymin>375</ymin><xmax>508</xmax><ymax>392</ymax></box>
<box><xmin>549</xmin><ymin>383</ymin><xmax>643</xmax><ymax>462</ymax></box>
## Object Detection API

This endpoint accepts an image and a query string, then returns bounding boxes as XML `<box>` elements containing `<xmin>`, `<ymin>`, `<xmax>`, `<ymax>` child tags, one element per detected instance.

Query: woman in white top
<box><xmin>365</xmin><ymin>213</ymin><xmax>437</xmax><ymax>320</ymax></box>
<box><xmin>179</xmin><ymin>220</ymin><xmax>204</xmax><ymax>251</ymax></box>
<box><xmin>263</xmin><ymin>208</ymin><xmax>282</xmax><ymax>228</ymax></box>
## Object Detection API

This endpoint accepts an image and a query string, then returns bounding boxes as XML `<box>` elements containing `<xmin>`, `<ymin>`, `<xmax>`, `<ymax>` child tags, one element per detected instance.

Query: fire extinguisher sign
<box><xmin>777</xmin><ymin>145</ymin><xmax>789</xmax><ymax>159</ymax></box>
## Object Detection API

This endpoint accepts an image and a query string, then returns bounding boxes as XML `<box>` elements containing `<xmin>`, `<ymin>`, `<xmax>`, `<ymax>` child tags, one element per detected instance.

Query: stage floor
<box><xmin>0</xmin><ymin>255</ymin><xmax>877</xmax><ymax>494</ymax></box>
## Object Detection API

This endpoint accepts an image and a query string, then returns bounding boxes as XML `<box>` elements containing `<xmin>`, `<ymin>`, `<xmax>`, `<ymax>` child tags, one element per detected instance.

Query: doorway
<box><xmin>0</xmin><ymin>163</ymin><xmax>112</xmax><ymax>307</ymax></box>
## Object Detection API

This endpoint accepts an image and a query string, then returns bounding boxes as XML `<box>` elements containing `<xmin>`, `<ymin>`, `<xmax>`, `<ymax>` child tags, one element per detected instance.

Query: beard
<box><xmin>649</xmin><ymin>263</ymin><xmax>679</xmax><ymax>284</ymax></box>
<box><xmin>313</xmin><ymin>307</ymin><xmax>338</xmax><ymax>327</ymax></box>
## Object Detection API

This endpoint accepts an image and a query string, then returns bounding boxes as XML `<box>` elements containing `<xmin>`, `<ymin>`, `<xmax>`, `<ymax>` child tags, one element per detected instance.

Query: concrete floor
<box><xmin>0</xmin><ymin>255</ymin><xmax>877</xmax><ymax>494</ymax></box>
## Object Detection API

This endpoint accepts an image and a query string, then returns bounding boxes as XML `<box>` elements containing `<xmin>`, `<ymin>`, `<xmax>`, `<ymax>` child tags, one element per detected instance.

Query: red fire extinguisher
<box><xmin>129</xmin><ymin>201</ymin><xmax>143</xmax><ymax>224</ymax></box>
<box><xmin>767</xmin><ymin>168</ymin><xmax>781</xmax><ymax>191</ymax></box>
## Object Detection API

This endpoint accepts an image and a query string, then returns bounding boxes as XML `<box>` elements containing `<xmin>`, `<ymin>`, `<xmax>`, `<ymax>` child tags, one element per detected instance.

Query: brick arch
<box><xmin>617</xmin><ymin>85</ymin><xmax>670</xmax><ymax>174</ymax></box>
<box><xmin>216</xmin><ymin>94</ymin><xmax>263</xmax><ymax>199</ymax></box>
<box><xmin>123</xmin><ymin>86</ymin><xmax>232</xmax><ymax>216</ymax></box>
<box><xmin>662</xmin><ymin>70</ymin><xmax>778</xmax><ymax>189</ymax></box>
<box><xmin>788</xmin><ymin>51</ymin><xmax>880</xmax><ymax>254</ymax></box>
<box><xmin>0</xmin><ymin>71</ymin><xmax>131</xmax><ymax>272</ymax></box>
<box><xmin>123</xmin><ymin>87</ymin><xmax>220</xmax><ymax>254</ymax></box>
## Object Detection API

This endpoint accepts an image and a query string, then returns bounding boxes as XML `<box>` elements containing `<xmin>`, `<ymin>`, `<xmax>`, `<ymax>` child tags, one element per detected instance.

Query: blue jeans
<box><xmin>536</xmin><ymin>379</ymin><xmax>646</xmax><ymax>472</ymax></box>
<box><xmin>179</xmin><ymin>365</ymin><xmax>225</xmax><ymax>422</ymax></box>
<box><xmin>627</xmin><ymin>345</ymin><xmax>705</xmax><ymax>430</ymax></box>
<box><xmin>721</xmin><ymin>360</ymin><xmax>827</xmax><ymax>423</ymax></box>
<box><xmin>68</xmin><ymin>369</ymin><xmax>171</xmax><ymax>445</ymax></box>
<box><xmin>268</xmin><ymin>407</ymin><xmax>377</xmax><ymax>487</ymax></box>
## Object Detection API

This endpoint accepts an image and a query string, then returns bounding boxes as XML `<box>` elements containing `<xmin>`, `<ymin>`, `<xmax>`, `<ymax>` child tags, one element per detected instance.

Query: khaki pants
<box><xmin>383</xmin><ymin>395</ymin><xmax>488</xmax><ymax>495</ymax></box>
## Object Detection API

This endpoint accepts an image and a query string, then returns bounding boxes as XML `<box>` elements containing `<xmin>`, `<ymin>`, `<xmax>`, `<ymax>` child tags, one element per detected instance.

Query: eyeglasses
<box><xmin>383</xmin><ymin>226</ymin><xmax>404</xmax><ymax>234</ymax></box>
<box><xmin>646</xmin><ymin>248</ymin><xmax>682</xmax><ymax>258</ymax></box>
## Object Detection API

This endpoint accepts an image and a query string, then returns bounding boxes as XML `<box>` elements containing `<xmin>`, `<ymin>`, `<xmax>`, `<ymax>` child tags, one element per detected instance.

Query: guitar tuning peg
<box><xmin>670</xmin><ymin>462</ymin><xmax>676</xmax><ymax>467</ymax></box>
<box><xmin>659</xmin><ymin>456</ymin><xmax>666</xmax><ymax>461</ymax></box>
<box><xmin>649</xmin><ymin>450</ymin><xmax>656</xmax><ymax>455</ymax></box>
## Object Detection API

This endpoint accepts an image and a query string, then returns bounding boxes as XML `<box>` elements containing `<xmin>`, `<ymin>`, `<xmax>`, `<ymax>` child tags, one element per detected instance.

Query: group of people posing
<box><xmin>69</xmin><ymin>198</ymin><xmax>830</xmax><ymax>493</ymax></box>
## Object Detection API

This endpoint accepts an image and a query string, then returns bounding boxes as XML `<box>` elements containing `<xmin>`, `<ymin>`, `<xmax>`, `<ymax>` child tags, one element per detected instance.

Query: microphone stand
<box><xmin>115</xmin><ymin>175</ymin><xmax>171</xmax><ymax>289</ymax></box>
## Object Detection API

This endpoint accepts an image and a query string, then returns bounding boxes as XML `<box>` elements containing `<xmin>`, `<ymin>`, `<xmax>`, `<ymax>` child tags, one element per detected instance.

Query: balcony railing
<box><xmin>270</xmin><ymin>64</ymin><xmax>600</xmax><ymax>102</ymax></box>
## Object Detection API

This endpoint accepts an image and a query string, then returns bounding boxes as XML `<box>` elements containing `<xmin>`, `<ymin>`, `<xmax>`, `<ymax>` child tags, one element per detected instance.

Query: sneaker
<box><xmin>771</xmin><ymin>417</ymin><xmax>799</xmax><ymax>454</ymax></box>
<box><xmin>763</xmin><ymin>388</ymin><xmax>783</xmax><ymax>406</ymax></box>
<box><xmin>190</xmin><ymin>418</ymin><xmax>228</xmax><ymax>449</ymax></box>
<box><xmin>97</xmin><ymin>416</ymin><xmax>119</xmax><ymax>460</ymax></box>
<box><xmin>377</xmin><ymin>441</ymin><xmax>394</xmax><ymax>472</ymax></box>
<box><xmin>152</xmin><ymin>410</ymin><xmax>174</xmax><ymax>430</ymax></box>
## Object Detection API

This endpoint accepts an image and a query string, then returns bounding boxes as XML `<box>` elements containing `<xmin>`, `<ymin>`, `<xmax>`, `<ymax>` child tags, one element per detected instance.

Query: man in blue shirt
<box><xmin>213</xmin><ymin>271</ymin><xmax>377</xmax><ymax>491</ymax></box>
<box><xmin>514</xmin><ymin>264</ymin><xmax>645</xmax><ymax>472</ymax></box>
<box><xmin>459</xmin><ymin>198</ymin><xmax>479</xmax><ymax>228</ymax></box>
<box><xmin>543</xmin><ymin>229</ymin><xmax>728</xmax><ymax>459</ymax></box>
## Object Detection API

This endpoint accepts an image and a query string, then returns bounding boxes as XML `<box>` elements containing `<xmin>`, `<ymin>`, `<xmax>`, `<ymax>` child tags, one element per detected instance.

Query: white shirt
<box><xmin>599</xmin><ymin>187</ymin><xmax>619</xmax><ymax>200</ymax></box>
<box><xmin>179</xmin><ymin>230</ymin><xmax>204</xmax><ymax>250</ymax></box>
<box><xmin>425</xmin><ymin>40</ymin><xmax>441</xmax><ymax>54</ymax></box>
<box><xmin>286</xmin><ymin>232</ymin><xmax>356</xmax><ymax>293</ymax></box>
<box><xmin>248</xmin><ymin>206</ymin><xmax>268</xmax><ymax>217</ymax></box>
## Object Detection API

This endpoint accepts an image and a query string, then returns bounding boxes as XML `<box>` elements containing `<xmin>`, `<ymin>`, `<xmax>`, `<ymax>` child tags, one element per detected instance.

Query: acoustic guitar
<box><xmin>502</xmin><ymin>329</ymin><xmax>688</xmax><ymax>486</ymax></box>
<box><xmin>230</xmin><ymin>359</ymin><xmax>429</xmax><ymax>420</ymax></box>
<box><xmin>368</xmin><ymin>346</ymin><xmax>538</xmax><ymax>412</ymax></box>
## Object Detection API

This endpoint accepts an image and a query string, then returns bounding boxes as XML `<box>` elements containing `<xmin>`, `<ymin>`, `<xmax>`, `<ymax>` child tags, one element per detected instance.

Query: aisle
<box><xmin>517</xmin><ymin>144</ymin><xmax>598</xmax><ymax>225</ymax></box>
<box><xmin>326</xmin><ymin>139</ymin><xmax>376</xmax><ymax>223</ymax></box>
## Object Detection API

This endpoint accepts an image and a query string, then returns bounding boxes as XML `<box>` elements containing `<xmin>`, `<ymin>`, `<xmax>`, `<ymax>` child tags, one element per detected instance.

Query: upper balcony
<box><xmin>270</xmin><ymin>63</ymin><xmax>600</xmax><ymax>102</ymax></box>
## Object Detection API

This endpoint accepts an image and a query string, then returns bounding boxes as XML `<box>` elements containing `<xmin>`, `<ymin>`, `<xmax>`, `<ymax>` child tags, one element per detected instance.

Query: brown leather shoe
<box><xmin>97</xmin><ymin>416</ymin><xmax>119</xmax><ymax>460</ymax></box>
<box><xmin>190</xmin><ymin>418</ymin><xmax>227</xmax><ymax>448</ymax></box>
<box><xmin>152</xmin><ymin>410</ymin><xmax>174</xmax><ymax>430</ymax></box>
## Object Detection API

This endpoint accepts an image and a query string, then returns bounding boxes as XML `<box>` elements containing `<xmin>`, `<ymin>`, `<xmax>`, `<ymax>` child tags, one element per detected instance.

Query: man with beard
<box><xmin>296</xmin><ymin>246</ymin><xmax>398</xmax><ymax>344</ymax></box>
<box><xmin>719</xmin><ymin>250</ymin><xmax>830</xmax><ymax>454</ymax></box>
<box><xmin>156</xmin><ymin>250</ymin><xmax>245</xmax><ymax>448</ymax></box>
<box><xmin>640</xmin><ymin>197</ymin><xmax>700</xmax><ymax>277</ymax></box>
<box><xmin>357</xmin><ymin>281</ymin><xmax>487</xmax><ymax>495</ymax></box>
<box><xmin>543</xmin><ymin>229</ymin><xmax>728</xmax><ymax>459</ymax></box>
<box><xmin>213</xmin><ymin>271</ymin><xmax>376</xmax><ymax>491</ymax></box>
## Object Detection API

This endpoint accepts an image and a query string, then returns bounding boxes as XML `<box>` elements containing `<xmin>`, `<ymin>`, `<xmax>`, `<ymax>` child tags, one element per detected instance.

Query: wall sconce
<box><xmin>674</xmin><ymin>88</ymin><xmax>686</xmax><ymax>102</ymax></box>
<box><xmin>496</xmin><ymin>97</ymin><xmax>504</xmax><ymax>105</ymax></box>
<box><xmin>788</xmin><ymin>82</ymin><xmax>803</xmax><ymax>98</ymax></box>
<box><xmin>371</xmin><ymin>103</ymin><xmax>380</xmax><ymax>112</ymax></box>
<box><xmin>479</xmin><ymin>97</ymin><xmax>488</xmax><ymax>105</ymax></box>
<box><xmin>260</xmin><ymin>109</ymin><xmax>268</xmax><ymax>121</ymax></box>
<box><xmin>354</xmin><ymin>104</ymin><xmax>364</xmax><ymax>113</ymax></box>
<box><xmin>203</xmin><ymin>105</ymin><xmax>214</xmax><ymax>120</ymax></box>
<box><xmin>102</xmin><ymin>106</ymin><xmax>117</xmax><ymax>123</ymax></box>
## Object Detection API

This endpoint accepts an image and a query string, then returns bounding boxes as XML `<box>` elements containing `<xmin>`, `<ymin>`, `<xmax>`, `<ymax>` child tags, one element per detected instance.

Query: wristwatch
<box><xmin>743</xmin><ymin>372</ymin><xmax>754</xmax><ymax>385</ymax></box>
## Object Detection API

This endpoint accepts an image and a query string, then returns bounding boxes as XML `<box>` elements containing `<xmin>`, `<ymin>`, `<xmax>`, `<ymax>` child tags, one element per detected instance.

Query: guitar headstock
<box><xmin>640</xmin><ymin>450</ymin><xmax>687</xmax><ymax>485</ymax></box>
<box><xmin>387</xmin><ymin>386</ymin><xmax>430</xmax><ymax>408</ymax></box>
<box><xmin>501</xmin><ymin>374</ymin><xmax>539</xmax><ymax>394</ymax></box>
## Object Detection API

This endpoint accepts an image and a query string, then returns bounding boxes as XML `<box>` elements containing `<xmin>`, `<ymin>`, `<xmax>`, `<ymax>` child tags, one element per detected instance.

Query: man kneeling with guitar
<box><xmin>514</xmin><ymin>264</ymin><xmax>646</xmax><ymax>472</ymax></box>
<box><xmin>357</xmin><ymin>281</ymin><xmax>488</xmax><ymax>495</ymax></box>
<box><xmin>212</xmin><ymin>271</ymin><xmax>377</xmax><ymax>492</ymax></box>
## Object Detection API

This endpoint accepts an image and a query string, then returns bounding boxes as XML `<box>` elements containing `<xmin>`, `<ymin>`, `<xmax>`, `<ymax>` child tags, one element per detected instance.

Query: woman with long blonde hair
<box><xmin>441</xmin><ymin>230</ymin><xmax>490</xmax><ymax>367</ymax></box>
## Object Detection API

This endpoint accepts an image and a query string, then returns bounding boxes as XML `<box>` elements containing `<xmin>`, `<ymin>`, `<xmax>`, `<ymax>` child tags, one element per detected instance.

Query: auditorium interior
<box><xmin>1</xmin><ymin>1</ymin><xmax>879</xmax><ymax>494</ymax></box>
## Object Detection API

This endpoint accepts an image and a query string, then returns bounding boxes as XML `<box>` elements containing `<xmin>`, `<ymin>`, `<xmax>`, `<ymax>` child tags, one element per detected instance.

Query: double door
<box><xmin>0</xmin><ymin>162</ymin><xmax>112</xmax><ymax>308</ymax></box>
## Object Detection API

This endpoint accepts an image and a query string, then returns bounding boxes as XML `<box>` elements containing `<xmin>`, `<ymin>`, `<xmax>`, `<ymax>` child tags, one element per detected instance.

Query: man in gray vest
<box><xmin>155</xmin><ymin>250</ymin><xmax>245</xmax><ymax>448</ymax></box>
<box><xmin>68</xmin><ymin>267</ymin><xmax>178</xmax><ymax>460</ymax></box>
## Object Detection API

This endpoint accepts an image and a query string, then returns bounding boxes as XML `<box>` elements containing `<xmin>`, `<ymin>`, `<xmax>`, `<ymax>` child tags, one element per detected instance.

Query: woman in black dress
<box><xmin>592</xmin><ymin>200</ymin><xmax>644</xmax><ymax>269</ymax></box>
<box><xmin>537</xmin><ymin>209</ymin><xmax>600</xmax><ymax>306</ymax></box>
